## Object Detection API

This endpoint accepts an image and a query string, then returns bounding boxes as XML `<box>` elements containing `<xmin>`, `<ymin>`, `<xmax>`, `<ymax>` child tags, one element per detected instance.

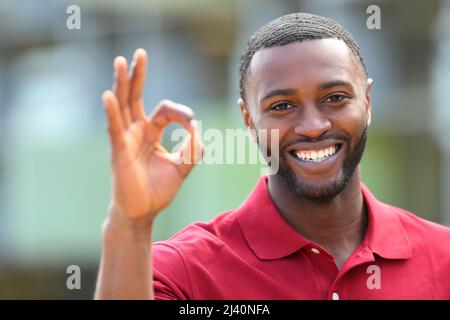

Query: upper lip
<box><xmin>286</xmin><ymin>139</ymin><xmax>344</xmax><ymax>153</ymax></box>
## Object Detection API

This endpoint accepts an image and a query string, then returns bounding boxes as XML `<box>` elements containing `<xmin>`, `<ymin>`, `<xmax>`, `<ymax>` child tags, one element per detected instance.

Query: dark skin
<box><xmin>96</xmin><ymin>39</ymin><xmax>375</xmax><ymax>299</ymax></box>
<box><xmin>239</xmin><ymin>39</ymin><xmax>374</xmax><ymax>269</ymax></box>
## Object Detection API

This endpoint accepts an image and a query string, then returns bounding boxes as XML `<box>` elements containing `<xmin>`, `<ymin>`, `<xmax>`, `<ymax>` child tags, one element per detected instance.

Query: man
<box><xmin>95</xmin><ymin>13</ymin><xmax>450</xmax><ymax>300</ymax></box>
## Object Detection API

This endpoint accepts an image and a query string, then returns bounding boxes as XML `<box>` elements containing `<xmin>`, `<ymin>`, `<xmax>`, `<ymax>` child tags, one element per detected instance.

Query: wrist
<box><xmin>102</xmin><ymin>205</ymin><xmax>154</xmax><ymax>244</ymax></box>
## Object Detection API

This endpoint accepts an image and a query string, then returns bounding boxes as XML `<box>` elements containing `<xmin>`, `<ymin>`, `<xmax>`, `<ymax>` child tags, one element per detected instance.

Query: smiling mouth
<box><xmin>290</xmin><ymin>144</ymin><xmax>342</xmax><ymax>163</ymax></box>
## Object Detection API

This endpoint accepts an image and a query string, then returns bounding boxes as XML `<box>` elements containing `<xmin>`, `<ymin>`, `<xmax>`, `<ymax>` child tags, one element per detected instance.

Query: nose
<box><xmin>293</xmin><ymin>104</ymin><xmax>331</xmax><ymax>139</ymax></box>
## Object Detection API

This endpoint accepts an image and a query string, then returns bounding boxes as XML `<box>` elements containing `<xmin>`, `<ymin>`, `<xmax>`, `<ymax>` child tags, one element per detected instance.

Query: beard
<box><xmin>274</xmin><ymin>125</ymin><xmax>368</xmax><ymax>201</ymax></box>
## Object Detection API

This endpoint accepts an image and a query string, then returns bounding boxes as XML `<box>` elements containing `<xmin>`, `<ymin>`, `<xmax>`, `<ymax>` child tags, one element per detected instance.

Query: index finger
<box><xmin>148</xmin><ymin>100</ymin><xmax>203</xmax><ymax>171</ymax></box>
<box><xmin>102</xmin><ymin>90</ymin><xmax>126</xmax><ymax>152</ymax></box>
<box><xmin>150</xmin><ymin>99</ymin><xmax>195</xmax><ymax>134</ymax></box>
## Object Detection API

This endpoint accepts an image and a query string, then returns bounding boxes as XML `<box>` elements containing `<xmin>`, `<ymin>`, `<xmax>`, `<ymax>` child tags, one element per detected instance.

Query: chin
<box><xmin>293</xmin><ymin>172</ymin><xmax>348</xmax><ymax>200</ymax></box>
<box><xmin>275</xmin><ymin>160</ymin><xmax>353</xmax><ymax>201</ymax></box>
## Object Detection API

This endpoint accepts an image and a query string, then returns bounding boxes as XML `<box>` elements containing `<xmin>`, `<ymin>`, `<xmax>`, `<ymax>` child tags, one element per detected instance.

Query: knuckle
<box><xmin>185</xmin><ymin>107</ymin><xmax>195</xmax><ymax>119</ymax></box>
<box><xmin>154</xmin><ymin>100</ymin><xmax>195</xmax><ymax>121</ymax></box>
<box><xmin>174</xmin><ymin>103</ymin><xmax>195</xmax><ymax>119</ymax></box>
<box><xmin>158</xmin><ymin>99</ymin><xmax>172</xmax><ymax>107</ymax></box>
<box><xmin>107</xmin><ymin>124</ymin><xmax>117</xmax><ymax>134</ymax></box>
<box><xmin>154</xmin><ymin>99</ymin><xmax>173</xmax><ymax>114</ymax></box>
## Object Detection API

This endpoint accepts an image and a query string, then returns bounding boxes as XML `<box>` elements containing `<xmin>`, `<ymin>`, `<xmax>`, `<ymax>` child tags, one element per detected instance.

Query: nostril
<box><xmin>293</xmin><ymin>121</ymin><xmax>332</xmax><ymax>138</ymax></box>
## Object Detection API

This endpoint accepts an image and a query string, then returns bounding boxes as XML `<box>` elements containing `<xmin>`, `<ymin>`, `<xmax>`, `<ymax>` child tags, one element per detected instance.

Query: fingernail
<box><xmin>102</xmin><ymin>91</ymin><xmax>109</xmax><ymax>100</ymax></box>
<box><xmin>114</xmin><ymin>56</ymin><xmax>126</xmax><ymax>68</ymax></box>
<box><xmin>135</xmin><ymin>48</ymin><xmax>145</xmax><ymax>58</ymax></box>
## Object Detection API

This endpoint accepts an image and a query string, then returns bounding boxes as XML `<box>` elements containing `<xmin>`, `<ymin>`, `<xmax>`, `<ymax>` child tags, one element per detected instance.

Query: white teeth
<box><xmin>295</xmin><ymin>145</ymin><xmax>338</xmax><ymax>162</ymax></box>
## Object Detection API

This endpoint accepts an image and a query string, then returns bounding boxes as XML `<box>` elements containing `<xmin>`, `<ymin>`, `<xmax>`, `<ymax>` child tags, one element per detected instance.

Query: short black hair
<box><xmin>239</xmin><ymin>12</ymin><xmax>367</xmax><ymax>101</ymax></box>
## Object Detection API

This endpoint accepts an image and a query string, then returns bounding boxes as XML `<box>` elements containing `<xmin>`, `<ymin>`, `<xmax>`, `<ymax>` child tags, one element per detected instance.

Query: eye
<box><xmin>323</xmin><ymin>94</ymin><xmax>348</xmax><ymax>103</ymax></box>
<box><xmin>270</xmin><ymin>102</ymin><xmax>296</xmax><ymax>111</ymax></box>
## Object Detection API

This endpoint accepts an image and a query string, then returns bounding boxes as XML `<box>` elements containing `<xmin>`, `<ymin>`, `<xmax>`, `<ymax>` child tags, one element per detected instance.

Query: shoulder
<box><xmin>152</xmin><ymin>209</ymin><xmax>241</xmax><ymax>299</ymax></box>
<box><xmin>389</xmin><ymin>204</ymin><xmax>450</xmax><ymax>254</ymax></box>
<box><xmin>154</xmin><ymin>208</ymin><xmax>240</xmax><ymax>256</ymax></box>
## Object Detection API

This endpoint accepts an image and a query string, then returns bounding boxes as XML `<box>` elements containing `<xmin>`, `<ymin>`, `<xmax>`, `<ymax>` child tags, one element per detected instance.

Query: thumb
<box><xmin>176</xmin><ymin>119</ymin><xmax>204</xmax><ymax>176</ymax></box>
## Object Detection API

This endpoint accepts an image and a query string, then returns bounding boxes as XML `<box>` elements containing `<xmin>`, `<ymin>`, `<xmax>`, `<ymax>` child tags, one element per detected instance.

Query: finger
<box><xmin>102</xmin><ymin>90</ymin><xmax>126</xmax><ymax>151</ymax></box>
<box><xmin>149</xmin><ymin>100</ymin><xmax>195</xmax><ymax>140</ymax></box>
<box><xmin>113</xmin><ymin>56</ymin><xmax>132</xmax><ymax>128</ymax></box>
<box><xmin>113</xmin><ymin>56</ymin><xmax>129</xmax><ymax>109</ymax></box>
<box><xmin>129</xmin><ymin>48</ymin><xmax>148</xmax><ymax>121</ymax></box>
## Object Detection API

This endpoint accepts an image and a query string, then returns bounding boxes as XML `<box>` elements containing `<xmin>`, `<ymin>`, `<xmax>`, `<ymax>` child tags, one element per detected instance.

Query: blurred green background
<box><xmin>0</xmin><ymin>0</ymin><xmax>449</xmax><ymax>299</ymax></box>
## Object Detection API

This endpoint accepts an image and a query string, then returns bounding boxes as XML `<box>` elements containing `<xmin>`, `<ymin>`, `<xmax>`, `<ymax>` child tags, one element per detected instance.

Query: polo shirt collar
<box><xmin>237</xmin><ymin>176</ymin><xmax>412</xmax><ymax>261</ymax></box>
<box><xmin>360</xmin><ymin>183</ymin><xmax>412</xmax><ymax>260</ymax></box>
<box><xmin>237</xmin><ymin>176</ymin><xmax>312</xmax><ymax>260</ymax></box>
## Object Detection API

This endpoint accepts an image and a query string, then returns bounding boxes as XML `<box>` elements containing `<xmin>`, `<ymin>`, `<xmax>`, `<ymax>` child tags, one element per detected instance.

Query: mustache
<box><xmin>281</xmin><ymin>132</ymin><xmax>349</xmax><ymax>152</ymax></box>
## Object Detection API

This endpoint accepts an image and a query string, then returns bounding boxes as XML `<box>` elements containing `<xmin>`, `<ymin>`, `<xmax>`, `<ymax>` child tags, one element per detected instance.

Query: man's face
<box><xmin>240</xmin><ymin>39</ymin><xmax>373</xmax><ymax>200</ymax></box>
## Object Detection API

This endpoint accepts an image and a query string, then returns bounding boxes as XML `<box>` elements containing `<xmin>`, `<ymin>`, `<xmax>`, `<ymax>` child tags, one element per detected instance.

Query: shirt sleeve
<box><xmin>152</xmin><ymin>242</ymin><xmax>193</xmax><ymax>300</ymax></box>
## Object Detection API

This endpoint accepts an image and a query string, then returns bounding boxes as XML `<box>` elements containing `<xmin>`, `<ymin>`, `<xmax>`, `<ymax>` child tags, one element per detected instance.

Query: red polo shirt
<box><xmin>152</xmin><ymin>176</ymin><xmax>450</xmax><ymax>299</ymax></box>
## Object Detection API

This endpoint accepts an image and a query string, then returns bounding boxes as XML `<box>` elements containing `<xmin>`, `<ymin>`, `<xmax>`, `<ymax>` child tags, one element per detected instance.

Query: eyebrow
<box><xmin>260</xmin><ymin>80</ymin><xmax>353</xmax><ymax>104</ymax></box>
<box><xmin>260</xmin><ymin>88</ymin><xmax>298</xmax><ymax>103</ymax></box>
<box><xmin>318</xmin><ymin>80</ymin><xmax>353</xmax><ymax>90</ymax></box>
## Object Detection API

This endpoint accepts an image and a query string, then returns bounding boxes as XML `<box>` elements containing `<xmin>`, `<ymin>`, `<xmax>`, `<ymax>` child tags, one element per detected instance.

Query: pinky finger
<box><xmin>102</xmin><ymin>90</ymin><xmax>126</xmax><ymax>152</ymax></box>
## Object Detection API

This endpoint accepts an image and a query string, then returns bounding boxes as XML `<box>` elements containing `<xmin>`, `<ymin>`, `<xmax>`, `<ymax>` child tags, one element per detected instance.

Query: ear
<box><xmin>237</xmin><ymin>98</ymin><xmax>257</xmax><ymax>143</ymax></box>
<box><xmin>238</xmin><ymin>98</ymin><xmax>254</xmax><ymax>129</ymax></box>
<box><xmin>365</xmin><ymin>78</ymin><xmax>374</xmax><ymax>126</ymax></box>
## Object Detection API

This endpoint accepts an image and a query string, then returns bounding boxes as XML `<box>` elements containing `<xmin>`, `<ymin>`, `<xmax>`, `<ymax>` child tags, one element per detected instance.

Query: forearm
<box><xmin>95</xmin><ymin>210</ymin><xmax>155</xmax><ymax>300</ymax></box>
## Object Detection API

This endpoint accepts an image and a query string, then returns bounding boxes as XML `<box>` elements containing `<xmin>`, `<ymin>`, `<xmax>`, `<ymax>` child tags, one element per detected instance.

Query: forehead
<box><xmin>247</xmin><ymin>38</ymin><xmax>360</xmax><ymax>100</ymax></box>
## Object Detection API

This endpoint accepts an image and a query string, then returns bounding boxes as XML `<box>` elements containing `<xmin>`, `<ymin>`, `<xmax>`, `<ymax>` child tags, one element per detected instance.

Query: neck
<box><xmin>267</xmin><ymin>169</ymin><xmax>368</xmax><ymax>268</ymax></box>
